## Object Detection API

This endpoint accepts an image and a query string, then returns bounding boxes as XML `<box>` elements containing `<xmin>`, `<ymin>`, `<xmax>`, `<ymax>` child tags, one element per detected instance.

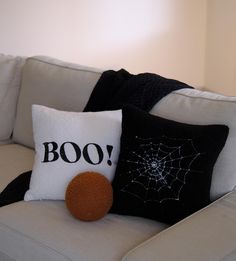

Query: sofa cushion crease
<box><xmin>0</xmin><ymin>221</ymin><xmax>72</xmax><ymax>261</ymax></box>
<box><xmin>0</xmin><ymin>251</ymin><xmax>17</xmax><ymax>261</ymax></box>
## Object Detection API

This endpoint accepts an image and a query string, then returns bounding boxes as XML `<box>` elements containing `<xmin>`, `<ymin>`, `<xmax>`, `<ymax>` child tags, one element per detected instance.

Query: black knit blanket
<box><xmin>84</xmin><ymin>69</ymin><xmax>191</xmax><ymax>112</ymax></box>
<box><xmin>0</xmin><ymin>69</ymin><xmax>193</xmax><ymax>207</ymax></box>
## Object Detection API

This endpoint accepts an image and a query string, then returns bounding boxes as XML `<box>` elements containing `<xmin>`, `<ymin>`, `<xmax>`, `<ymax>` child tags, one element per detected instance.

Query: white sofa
<box><xmin>0</xmin><ymin>55</ymin><xmax>236</xmax><ymax>261</ymax></box>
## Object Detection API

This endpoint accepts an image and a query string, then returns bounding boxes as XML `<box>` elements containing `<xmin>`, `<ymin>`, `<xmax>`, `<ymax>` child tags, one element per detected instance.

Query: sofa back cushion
<box><xmin>150</xmin><ymin>88</ymin><xmax>236</xmax><ymax>201</ymax></box>
<box><xmin>0</xmin><ymin>54</ymin><xmax>25</xmax><ymax>143</ymax></box>
<box><xmin>13</xmin><ymin>56</ymin><xmax>102</xmax><ymax>148</ymax></box>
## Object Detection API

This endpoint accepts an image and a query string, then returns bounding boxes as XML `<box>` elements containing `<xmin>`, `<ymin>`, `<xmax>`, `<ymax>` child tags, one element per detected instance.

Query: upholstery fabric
<box><xmin>151</xmin><ymin>88</ymin><xmax>236</xmax><ymax>201</ymax></box>
<box><xmin>122</xmin><ymin>190</ymin><xmax>236</xmax><ymax>261</ymax></box>
<box><xmin>0</xmin><ymin>252</ymin><xmax>16</xmax><ymax>261</ymax></box>
<box><xmin>13</xmin><ymin>56</ymin><xmax>102</xmax><ymax>148</ymax></box>
<box><xmin>0</xmin><ymin>201</ymin><xmax>168</xmax><ymax>261</ymax></box>
<box><xmin>0</xmin><ymin>54</ymin><xmax>25</xmax><ymax>142</ymax></box>
<box><xmin>2</xmin><ymin>55</ymin><xmax>235</xmax><ymax>261</ymax></box>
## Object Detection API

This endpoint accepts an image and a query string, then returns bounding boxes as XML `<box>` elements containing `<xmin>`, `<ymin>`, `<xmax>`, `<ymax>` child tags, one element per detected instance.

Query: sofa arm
<box><xmin>122</xmin><ymin>190</ymin><xmax>236</xmax><ymax>261</ymax></box>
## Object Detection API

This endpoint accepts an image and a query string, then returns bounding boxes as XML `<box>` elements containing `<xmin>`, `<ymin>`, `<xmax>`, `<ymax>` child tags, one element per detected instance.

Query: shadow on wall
<box><xmin>86</xmin><ymin>32</ymin><xmax>202</xmax><ymax>89</ymax></box>
<box><xmin>69</xmin><ymin>0</ymin><xmax>205</xmax><ymax>88</ymax></box>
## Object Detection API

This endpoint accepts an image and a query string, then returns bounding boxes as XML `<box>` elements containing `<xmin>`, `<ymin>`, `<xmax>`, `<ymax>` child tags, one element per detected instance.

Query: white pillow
<box><xmin>150</xmin><ymin>88</ymin><xmax>236</xmax><ymax>201</ymax></box>
<box><xmin>24</xmin><ymin>105</ymin><xmax>122</xmax><ymax>201</ymax></box>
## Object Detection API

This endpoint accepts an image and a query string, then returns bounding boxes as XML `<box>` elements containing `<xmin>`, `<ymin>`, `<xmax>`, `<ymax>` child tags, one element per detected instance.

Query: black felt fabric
<box><xmin>0</xmin><ymin>171</ymin><xmax>32</xmax><ymax>207</ymax></box>
<box><xmin>83</xmin><ymin>69</ymin><xmax>193</xmax><ymax>112</ymax></box>
<box><xmin>110</xmin><ymin>106</ymin><xmax>229</xmax><ymax>224</ymax></box>
<box><xmin>0</xmin><ymin>69</ymin><xmax>193</xmax><ymax>207</ymax></box>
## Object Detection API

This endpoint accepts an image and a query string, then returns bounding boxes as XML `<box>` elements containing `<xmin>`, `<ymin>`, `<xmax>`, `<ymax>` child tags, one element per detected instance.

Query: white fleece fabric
<box><xmin>25</xmin><ymin>105</ymin><xmax>122</xmax><ymax>201</ymax></box>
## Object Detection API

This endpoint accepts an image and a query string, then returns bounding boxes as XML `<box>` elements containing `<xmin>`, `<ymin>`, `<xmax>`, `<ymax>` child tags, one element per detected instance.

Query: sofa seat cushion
<box><xmin>0</xmin><ymin>144</ymin><xmax>34</xmax><ymax>193</ymax></box>
<box><xmin>0</xmin><ymin>201</ymin><xmax>168</xmax><ymax>261</ymax></box>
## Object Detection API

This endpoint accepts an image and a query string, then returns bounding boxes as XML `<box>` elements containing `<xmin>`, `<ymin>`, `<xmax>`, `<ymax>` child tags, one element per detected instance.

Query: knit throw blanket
<box><xmin>84</xmin><ymin>69</ymin><xmax>192</xmax><ymax>112</ymax></box>
<box><xmin>0</xmin><ymin>69</ymin><xmax>193</xmax><ymax>207</ymax></box>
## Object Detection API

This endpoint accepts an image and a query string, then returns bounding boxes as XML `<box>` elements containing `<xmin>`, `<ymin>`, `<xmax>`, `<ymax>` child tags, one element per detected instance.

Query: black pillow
<box><xmin>110</xmin><ymin>105</ymin><xmax>229</xmax><ymax>224</ymax></box>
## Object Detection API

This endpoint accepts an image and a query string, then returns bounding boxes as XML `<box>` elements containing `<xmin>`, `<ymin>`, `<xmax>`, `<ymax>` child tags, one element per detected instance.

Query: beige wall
<box><xmin>0</xmin><ymin>0</ymin><xmax>207</xmax><ymax>87</ymax></box>
<box><xmin>205</xmin><ymin>0</ymin><xmax>236</xmax><ymax>95</ymax></box>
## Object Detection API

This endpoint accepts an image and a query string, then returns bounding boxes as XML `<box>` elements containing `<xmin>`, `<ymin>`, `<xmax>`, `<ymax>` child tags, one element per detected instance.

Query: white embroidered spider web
<box><xmin>120</xmin><ymin>135</ymin><xmax>204</xmax><ymax>203</ymax></box>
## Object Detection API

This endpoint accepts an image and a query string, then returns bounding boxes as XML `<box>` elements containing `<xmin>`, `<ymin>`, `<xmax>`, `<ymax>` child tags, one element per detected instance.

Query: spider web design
<box><xmin>120</xmin><ymin>135</ymin><xmax>204</xmax><ymax>204</ymax></box>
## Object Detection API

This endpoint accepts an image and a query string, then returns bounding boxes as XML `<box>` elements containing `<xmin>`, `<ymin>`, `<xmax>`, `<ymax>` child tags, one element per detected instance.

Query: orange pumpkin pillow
<box><xmin>65</xmin><ymin>172</ymin><xmax>113</xmax><ymax>221</ymax></box>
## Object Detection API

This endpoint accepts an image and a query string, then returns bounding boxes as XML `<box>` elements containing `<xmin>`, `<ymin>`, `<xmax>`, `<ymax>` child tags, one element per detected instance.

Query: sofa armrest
<box><xmin>122</xmin><ymin>190</ymin><xmax>236</xmax><ymax>261</ymax></box>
